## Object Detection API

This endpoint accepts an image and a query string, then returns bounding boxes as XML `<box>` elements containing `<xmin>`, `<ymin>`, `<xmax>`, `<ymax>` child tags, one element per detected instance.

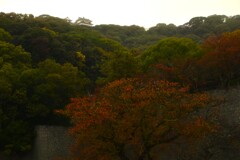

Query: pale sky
<box><xmin>0</xmin><ymin>0</ymin><xmax>239</xmax><ymax>28</ymax></box>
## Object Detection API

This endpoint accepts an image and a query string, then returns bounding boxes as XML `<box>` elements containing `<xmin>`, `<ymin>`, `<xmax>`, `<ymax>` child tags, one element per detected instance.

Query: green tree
<box><xmin>20</xmin><ymin>59</ymin><xmax>89</xmax><ymax>124</ymax></box>
<box><xmin>141</xmin><ymin>37</ymin><xmax>202</xmax><ymax>71</ymax></box>
<box><xmin>95</xmin><ymin>38</ymin><xmax>140</xmax><ymax>84</ymax></box>
<box><xmin>226</xmin><ymin>15</ymin><xmax>240</xmax><ymax>31</ymax></box>
<box><xmin>0</xmin><ymin>41</ymin><xmax>33</xmax><ymax>156</ymax></box>
<box><xmin>0</xmin><ymin>41</ymin><xmax>31</xmax><ymax>68</ymax></box>
<box><xmin>148</xmin><ymin>23</ymin><xmax>177</xmax><ymax>36</ymax></box>
<box><xmin>60</xmin><ymin>31</ymin><xmax>139</xmax><ymax>86</ymax></box>
<box><xmin>94</xmin><ymin>24</ymin><xmax>147</xmax><ymax>49</ymax></box>
<box><xmin>0</xmin><ymin>28</ymin><xmax>12</xmax><ymax>42</ymax></box>
<box><xmin>35</xmin><ymin>14</ymin><xmax>72</xmax><ymax>33</ymax></box>
<box><xmin>140</xmin><ymin>37</ymin><xmax>204</xmax><ymax>90</ymax></box>
<box><xmin>16</xmin><ymin>27</ymin><xmax>63</xmax><ymax>63</ymax></box>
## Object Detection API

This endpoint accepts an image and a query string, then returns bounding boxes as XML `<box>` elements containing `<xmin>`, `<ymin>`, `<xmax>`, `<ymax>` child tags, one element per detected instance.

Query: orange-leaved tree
<box><xmin>199</xmin><ymin>29</ymin><xmax>240</xmax><ymax>89</ymax></box>
<box><xmin>58</xmin><ymin>78</ymin><xmax>218</xmax><ymax>160</ymax></box>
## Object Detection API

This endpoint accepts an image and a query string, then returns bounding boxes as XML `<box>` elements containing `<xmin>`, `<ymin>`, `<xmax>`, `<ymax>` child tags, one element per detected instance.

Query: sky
<box><xmin>0</xmin><ymin>0</ymin><xmax>239</xmax><ymax>28</ymax></box>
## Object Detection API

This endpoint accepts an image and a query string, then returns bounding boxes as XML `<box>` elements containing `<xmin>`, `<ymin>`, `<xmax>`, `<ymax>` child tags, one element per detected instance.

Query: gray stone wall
<box><xmin>34</xmin><ymin>125</ymin><xmax>73</xmax><ymax>160</ymax></box>
<box><xmin>207</xmin><ymin>86</ymin><xmax>240</xmax><ymax>160</ymax></box>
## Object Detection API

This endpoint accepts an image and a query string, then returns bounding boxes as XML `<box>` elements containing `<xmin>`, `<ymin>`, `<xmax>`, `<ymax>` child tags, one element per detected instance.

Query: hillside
<box><xmin>0</xmin><ymin>12</ymin><xmax>240</xmax><ymax>159</ymax></box>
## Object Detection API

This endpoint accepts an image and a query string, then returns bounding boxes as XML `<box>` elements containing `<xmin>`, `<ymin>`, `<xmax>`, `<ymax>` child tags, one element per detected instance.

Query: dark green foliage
<box><xmin>16</xmin><ymin>27</ymin><xmax>67</xmax><ymax>63</ymax></box>
<box><xmin>94</xmin><ymin>24</ymin><xmax>146</xmax><ymax>44</ymax></box>
<box><xmin>0</xmin><ymin>41</ymin><xmax>33</xmax><ymax>156</ymax></box>
<box><xmin>148</xmin><ymin>23</ymin><xmax>177</xmax><ymax>36</ymax></box>
<box><xmin>95</xmin><ymin>14</ymin><xmax>240</xmax><ymax>49</ymax></box>
<box><xmin>0</xmin><ymin>12</ymin><xmax>35</xmax><ymax>35</ymax></box>
<box><xmin>0</xmin><ymin>28</ymin><xmax>13</xmax><ymax>42</ymax></box>
<box><xmin>0</xmin><ymin>13</ymin><xmax>140</xmax><ymax>157</ymax></box>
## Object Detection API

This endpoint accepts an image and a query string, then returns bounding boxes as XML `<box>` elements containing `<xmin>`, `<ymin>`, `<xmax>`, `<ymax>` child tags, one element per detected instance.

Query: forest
<box><xmin>0</xmin><ymin>12</ymin><xmax>240</xmax><ymax>159</ymax></box>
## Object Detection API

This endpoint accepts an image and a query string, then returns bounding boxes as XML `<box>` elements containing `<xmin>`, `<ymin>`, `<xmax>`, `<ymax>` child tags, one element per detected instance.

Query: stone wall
<box><xmin>34</xmin><ymin>125</ymin><xmax>73</xmax><ymax>160</ymax></box>
<box><xmin>207</xmin><ymin>86</ymin><xmax>240</xmax><ymax>160</ymax></box>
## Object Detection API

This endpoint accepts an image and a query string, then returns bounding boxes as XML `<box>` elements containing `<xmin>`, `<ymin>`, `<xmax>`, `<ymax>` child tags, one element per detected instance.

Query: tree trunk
<box><xmin>138</xmin><ymin>148</ymin><xmax>152</xmax><ymax>160</ymax></box>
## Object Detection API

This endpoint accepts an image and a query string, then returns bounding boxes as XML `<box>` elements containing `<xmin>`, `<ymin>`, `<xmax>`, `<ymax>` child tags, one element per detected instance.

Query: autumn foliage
<box><xmin>58</xmin><ymin>77</ymin><xmax>217</xmax><ymax>160</ymax></box>
<box><xmin>199</xmin><ymin>29</ymin><xmax>240</xmax><ymax>88</ymax></box>
<box><xmin>143</xmin><ymin>30</ymin><xmax>240</xmax><ymax>91</ymax></box>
